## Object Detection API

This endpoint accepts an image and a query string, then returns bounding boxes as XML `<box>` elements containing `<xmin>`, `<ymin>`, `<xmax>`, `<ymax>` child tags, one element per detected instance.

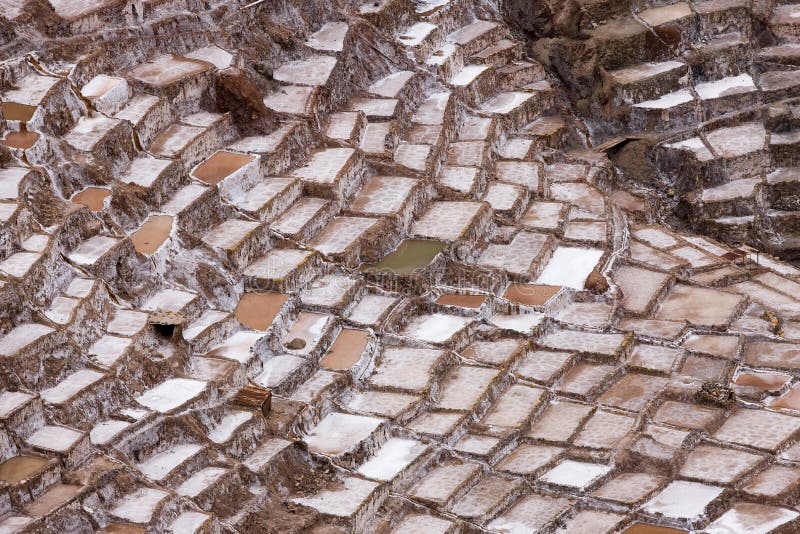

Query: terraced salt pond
<box><xmin>71</xmin><ymin>187</ymin><xmax>111</xmax><ymax>211</ymax></box>
<box><xmin>234</xmin><ymin>292</ymin><xmax>288</xmax><ymax>331</ymax></box>
<box><xmin>130</xmin><ymin>215</ymin><xmax>173</xmax><ymax>254</ymax></box>
<box><xmin>1</xmin><ymin>102</ymin><xmax>37</xmax><ymax>122</ymax></box>
<box><xmin>2</xmin><ymin>131</ymin><xmax>39</xmax><ymax>149</ymax></box>
<box><xmin>360</xmin><ymin>239</ymin><xmax>445</xmax><ymax>275</ymax></box>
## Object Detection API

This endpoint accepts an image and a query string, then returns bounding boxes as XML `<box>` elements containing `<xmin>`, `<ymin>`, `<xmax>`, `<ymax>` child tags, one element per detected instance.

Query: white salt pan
<box><xmin>536</xmin><ymin>247</ymin><xmax>604</xmax><ymax>289</ymax></box>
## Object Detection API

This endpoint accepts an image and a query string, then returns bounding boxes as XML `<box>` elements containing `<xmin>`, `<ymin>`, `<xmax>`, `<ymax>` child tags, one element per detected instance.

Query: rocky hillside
<box><xmin>0</xmin><ymin>0</ymin><xmax>800</xmax><ymax>533</ymax></box>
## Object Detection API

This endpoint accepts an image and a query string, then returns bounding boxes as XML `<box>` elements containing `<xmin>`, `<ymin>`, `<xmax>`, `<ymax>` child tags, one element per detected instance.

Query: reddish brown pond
<box><xmin>102</xmin><ymin>524</ymin><xmax>146</xmax><ymax>534</ymax></box>
<box><xmin>1</xmin><ymin>102</ymin><xmax>37</xmax><ymax>122</ymax></box>
<box><xmin>192</xmin><ymin>151</ymin><xmax>255</xmax><ymax>185</ymax></box>
<box><xmin>2</xmin><ymin>131</ymin><xmax>39</xmax><ymax>149</ymax></box>
<box><xmin>320</xmin><ymin>328</ymin><xmax>369</xmax><ymax>370</ymax></box>
<box><xmin>734</xmin><ymin>371</ymin><xmax>790</xmax><ymax>390</ymax></box>
<box><xmin>130</xmin><ymin>215</ymin><xmax>173</xmax><ymax>254</ymax></box>
<box><xmin>623</xmin><ymin>524</ymin><xmax>687</xmax><ymax>534</ymax></box>
<box><xmin>71</xmin><ymin>187</ymin><xmax>111</xmax><ymax>211</ymax></box>
<box><xmin>503</xmin><ymin>283</ymin><xmax>562</xmax><ymax>306</ymax></box>
<box><xmin>436</xmin><ymin>293</ymin><xmax>487</xmax><ymax>308</ymax></box>
<box><xmin>235</xmin><ymin>292</ymin><xmax>288</xmax><ymax>331</ymax></box>
<box><xmin>0</xmin><ymin>455</ymin><xmax>49</xmax><ymax>485</ymax></box>
<box><xmin>771</xmin><ymin>386</ymin><xmax>800</xmax><ymax>411</ymax></box>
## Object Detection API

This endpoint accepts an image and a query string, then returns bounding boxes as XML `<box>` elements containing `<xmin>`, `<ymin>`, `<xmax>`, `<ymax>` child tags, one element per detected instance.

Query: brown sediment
<box><xmin>436</xmin><ymin>293</ymin><xmax>487</xmax><ymax>308</ymax></box>
<box><xmin>2</xmin><ymin>131</ymin><xmax>39</xmax><ymax>149</ymax></box>
<box><xmin>622</xmin><ymin>524</ymin><xmax>688</xmax><ymax>534</ymax></box>
<box><xmin>0</xmin><ymin>455</ymin><xmax>49</xmax><ymax>484</ymax></box>
<box><xmin>503</xmin><ymin>283</ymin><xmax>562</xmax><ymax>306</ymax></box>
<box><xmin>71</xmin><ymin>187</ymin><xmax>111</xmax><ymax>211</ymax></box>
<box><xmin>320</xmin><ymin>328</ymin><xmax>369</xmax><ymax>370</ymax></box>
<box><xmin>235</xmin><ymin>292</ymin><xmax>289</xmax><ymax>330</ymax></box>
<box><xmin>1</xmin><ymin>102</ymin><xmax>37</xmax><ymax>122</ymax></box>
<box><xmin>585</xmin><ymin>268</ymin><xmax>610</xmax><ymax>294</ymax></box>
<box><xmin>130</xmin><ymin>215</ymin><xmax>173</xmax><ymax>254</ymax></box>
<box><xmin>192</xmin><ymin>151</ymin><xmax>256</xmax><ymax>185</ymax></box>
<box><xmin>285</xmin><ymin>338</ymin><xmax>306</xmax><ymax>349</ymax></box>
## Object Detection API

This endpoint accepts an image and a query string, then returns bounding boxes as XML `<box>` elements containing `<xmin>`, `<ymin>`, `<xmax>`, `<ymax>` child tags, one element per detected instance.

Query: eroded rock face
<box><xmin>509</xmin><ymin>0</ymin><xmax>800</xmax><ymax>262</ymax></box>
<box><xmin>1</xmin><ymin>0</ymin><xmax>800</xmax><ymax>533</ymax></box>
<box><xmin>504</xmin><ymin>0</ymin><xmax>581</xmax><ymax>38</ymax></box>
